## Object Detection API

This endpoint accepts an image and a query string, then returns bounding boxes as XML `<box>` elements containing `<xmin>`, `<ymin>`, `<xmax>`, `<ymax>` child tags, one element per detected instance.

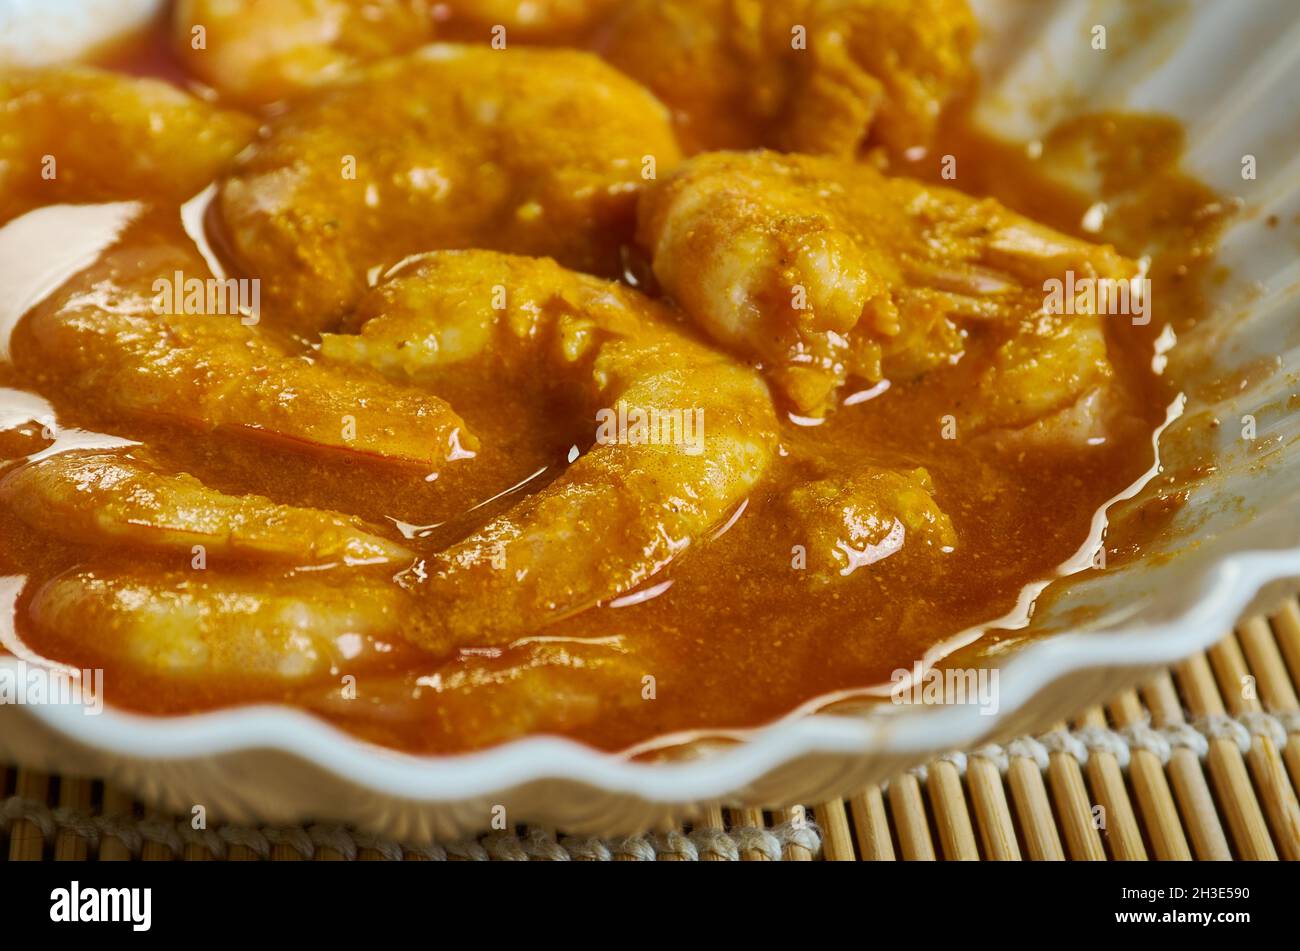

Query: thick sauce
<box><xmin>0</xmin><ymin>17</ymin><xmax>1229</xmax><ymax>756</ymax></box>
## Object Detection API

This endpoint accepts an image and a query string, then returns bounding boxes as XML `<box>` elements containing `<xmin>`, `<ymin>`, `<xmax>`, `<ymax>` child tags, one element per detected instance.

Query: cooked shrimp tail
<box><xmin>29</xmin><ymin>568</ymin><xmax>415</xmax><ymax>683</ymax></box>
<box><xmin>0</xmin><ymin>449</ymin><xmax>413</xmax><ymax>566</ymax></box>
<box><xmin>638</xmin><ymin>150</ymin><xmax>1139</xmax><ymax>444</ymax></box>
<box><xmin>14</xmin><ymin>216</ymin><xmax>478</xmax><ymax>468</ymax></box>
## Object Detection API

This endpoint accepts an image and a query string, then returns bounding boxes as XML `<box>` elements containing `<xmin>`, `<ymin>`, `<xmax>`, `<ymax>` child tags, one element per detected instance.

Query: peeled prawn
<box><xmin>457</xmin><ymin>0</ymin><xmax>617</xmax><ymax>38</ymax></box>
<box><xmin>29</xmin><ymin>568</ymin><xmax>413</xmax><ymax>682</ymax></box>
<box><xmin>218</xmin><ymin>44</ymin><xmax>681</xmax><ymax>336</ymax></box>
<box><xmin>600</xmin><ymin>0</ymin><xmax>976</xmax><ymax>156</ymax></box>
<box><xmin>14</xmin><ymin>216</ymin><xmax>476</xmax><ymax>468</ymax></box>
<box><xmin>320</xmin><ymin>250</ymin><xmax>778</xmax><ymax>650</ymax></box>
<box><xmin>172</xmin><ymin>0</ymin><xmax>618</xmax><ymax>105</ymax></box>
<box><xmin>297</xmin><ymin>640</ymin><xmax>645</xmax><ymax>751</ymax></box>
<box><xmin>0</xmin><ymin>449</ymin><xmax>412</xmax><ymax>566</ymax></box>
<box><xmin>0</xmin><ymin>67</ymin><xmax>254</xmax><ymax>223</ymax></box>
<box><xmin>638</xmin><ymin>150</ymin><xmax>1138</xmax><ymax>440</ymax></box>
<box><xmin>172</xmin><ymin>0</ymin><xmax>442</xmax><ymax>105</ymax></box>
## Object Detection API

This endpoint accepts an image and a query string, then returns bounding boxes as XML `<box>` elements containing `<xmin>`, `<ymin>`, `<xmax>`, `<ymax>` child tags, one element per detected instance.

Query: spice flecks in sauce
<box><xmin>0</xmin><ymin>18</ymin><xmax>1232</xmax><ymax>755</ymax></box>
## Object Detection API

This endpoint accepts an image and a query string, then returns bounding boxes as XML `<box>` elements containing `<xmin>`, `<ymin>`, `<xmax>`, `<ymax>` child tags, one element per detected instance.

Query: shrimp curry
<box><xmin>0</xmin><ymin>1</ymin><xmax>1228</xmax><ymax>755</ymax></box>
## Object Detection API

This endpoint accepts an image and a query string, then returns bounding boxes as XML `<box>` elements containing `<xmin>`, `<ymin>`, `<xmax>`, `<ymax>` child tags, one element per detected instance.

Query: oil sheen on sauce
<box><xmin>0</xmin><ymin>28</ymin><xmax>1231</xmax><ymax>756</ymax></box>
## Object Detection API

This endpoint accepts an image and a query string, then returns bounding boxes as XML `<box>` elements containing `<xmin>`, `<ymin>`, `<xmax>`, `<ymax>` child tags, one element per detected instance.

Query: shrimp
<box><xmin>599</xmin><ymin>0</ymin><xmax>976</xmax><ymax>157</ymax></box>
<box><xmin>637</xmin><ymin>150</ymin><xmax>1139</xmax><ymax>442</ymax></box>
<box><xmin>172</xmin><ymin>0</ymin><xmax>442</xmax><ymax>105</ymax></box>
<box><xmin>784</xmin><ymin>467</ymin><xmax>955</xmax><ymax>584</ymax></box>
<box><xmin>0</xmin><ymin>449</ymin><xmax>412</xmax><ymax>566</ymax></box>
<box><xmin>0</xmin><ymin>67</ymin><xmax>255</xmax><ymax>223</ymax></box>
<box><xmin>172</xmin><ymin>0</ymin><xmax>618</xmax><ymax>105</ymax></box>
<box><xmin>319</xmin><ymin>250</ymin><xmax>778</xmax><ymax>651</ymax></box>
<box><xmin>13</xmin><ymin>214</ymin><xmax>477</xmax><ymax>468</ymax></box>
<box><xmin>297</xmin><ymin>640</ymin><xmax>645</xmax><ymax>751</ymax></box>
<box><xmin>455</xmin><ymin>0</ymin><xmax>618</xmax><ymax>40</ymax></box>
<box><xmin>217</xmin><ymin>44</ymin><xmax>681</xmax><ymax>337</ymax></box>
<box><xmin>29</xmin><ymin>567</ymin><xmax>415</xmax><ymax>682</ymax></box>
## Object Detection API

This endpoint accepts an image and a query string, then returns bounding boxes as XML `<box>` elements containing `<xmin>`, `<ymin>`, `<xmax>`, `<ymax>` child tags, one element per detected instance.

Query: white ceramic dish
<box><xmin>1</xmin><ymin>0</ymin><xmax>1298</xmax><ymax>840</ymax></box>
<box><xmin>0</xmin><ymin>0</ymin><xmax>161</xmax><ymax>67</ymax></box>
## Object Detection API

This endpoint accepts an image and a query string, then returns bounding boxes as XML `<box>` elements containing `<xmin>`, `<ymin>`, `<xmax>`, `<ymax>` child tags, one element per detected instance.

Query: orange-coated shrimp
<box><xmin>638</xmin><ymin>150</ymin><xmax>1140</xmax><ymax>444</ymax></box>
<box><xmin>13</xmin><ymin>214</ymin><xmax>476</xmax><ymax>469</ymax></box>
<box><xmin>172</xmin><ymin>0</ymin><xmax>619</xmax><ymax>105</ymax></box>
<box><xmin>0</xmin><ymin>67</ymin><xmax>254</xmax><ymax>224</ymax></box>
<box><xmin>218</xmin><ymin>44</ymin><xmax>681</xmax><ymax>337</ymax></box>
<box><xmin>0</xmin><ymin>449</ymin><xmax>412</xmax><ymax>566</ymax></box>
<box><xmin>320</xmin><ymin>249</ymin><xmax>778</xmax><ymax>650</ymax></box>
<box><xmin>600</xmin><ymin>0</ymin><xmax>976</xmax><ymax>157</ymax></box>
<box><xmin>30</xmin><ymin>568</ymin><xmax>414</xmax><ymax>682</ymax></box>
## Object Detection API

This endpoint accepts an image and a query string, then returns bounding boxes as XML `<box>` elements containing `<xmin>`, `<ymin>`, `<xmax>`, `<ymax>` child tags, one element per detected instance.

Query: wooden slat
<box><xmin>1044</xmin><ymin>722</ymin><xmax>1106</xmax><ymax>860</ymax></box>
<box><xmin>848</xmin><ymin>784</ymin><xmax>895</xmax><ymax>860</ymax></box>
<box><xmin>1237</xmin><ymin>613</ymin><xmax>1300</xmax><ymax>797</ymax></box>
<box><xmin>1209</xmin><ymin>630</ymin><xmax>1300</xmax><ymax>859</ymax></box>
<box><xmin>813</xmin><ymin>800</ymin><xmax>855</xmax><ymax>861</ymax></box>
<box><xmin>728</xmin><ymin>807</ymin><xmax>770</xmax><ymax>861</ymax></box>
<box><xmin>1106</xmin><ymin>689</ymin><xmax>1191</xmax><ymax>860</ymax></box>
<box><xmin>1140</xmin><ymin>672</ymin><xmax>1231</xmax><ymax>860</ymax></box>
<box><xmin>887</xmin><ymin>773</ymin><xmax>936</xmax><ymax>860</ymax></box>
<box><xmin>697</xmin><ymin>805</ymin><xmax>728</xmax><ymax>862</ymax></box>
<box><xmin>1174</xmin><ymin>652</ymin><xmax>1277</xmax><ymax>860</ymax></box>
<box><xmin>774</xmin><ymin>807</ymin><xmax>814</xmax><ymax>861</ymax></box>
<box><xmin>966</xmin><ymin>755</ymin><xmax>1021</xmax><ymax>860</ymax></box>
<box><xmin>96</xmin><ymin>784</ymin><xmax>136</xmax><ymax>861</ymax></box>
<box><xmin>926</xmin><ymin>760</ymin><xmax>979</xmax><ymax>860</ymax></box>
<box><xmin>52</xmin><ymin>776</ymin><xmax>94</xmax><ymax>861</ymax></box>
<box><xmin>1273</xmin><ymin>597</ymin><xmax>1300</xmax><ymax>687</ymax></box>
<box><xmin>1006</xmin><ymin>751</ymin><xmax>1064</xmax><ymax>860</ymax></box>
<box><xmin>1075</xmin><ymin>707</ymin><xmax>1146</xmax><ymax>860</ymax></box>
<box><xmin>140</xmin><ymin>806</ymin><xmax>175</xmax><ymax>862</ymax></box>
<box><xmin>6</xmin><ymin>769</ymin><xmax>49</xmax><ymax>861</ymax></box>
<box><xmin>179</xmin><ymin>810</ymin><xmax>213</xmax><ymax>861</ymax></box>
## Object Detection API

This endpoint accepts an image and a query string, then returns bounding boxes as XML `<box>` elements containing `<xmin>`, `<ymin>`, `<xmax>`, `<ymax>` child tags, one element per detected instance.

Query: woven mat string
<box><xmin>4</xmin><ymin>704</ymin><xmax>1298</xmax><ymax>860</ymax></box>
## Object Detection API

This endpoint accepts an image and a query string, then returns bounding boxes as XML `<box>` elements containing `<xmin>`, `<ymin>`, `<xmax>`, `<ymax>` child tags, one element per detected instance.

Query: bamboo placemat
<box><xmin>4</xmin><ymin>596</ymin><xmax>1300</xmax><ymax>861</ymax></box>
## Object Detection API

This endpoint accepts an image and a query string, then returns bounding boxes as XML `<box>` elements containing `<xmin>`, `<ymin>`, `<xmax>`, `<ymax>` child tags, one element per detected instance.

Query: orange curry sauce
<box><xmin>0</xmin><ymin>19</ymin><xmax>1229</xmax><ymax>756</ymax></box>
